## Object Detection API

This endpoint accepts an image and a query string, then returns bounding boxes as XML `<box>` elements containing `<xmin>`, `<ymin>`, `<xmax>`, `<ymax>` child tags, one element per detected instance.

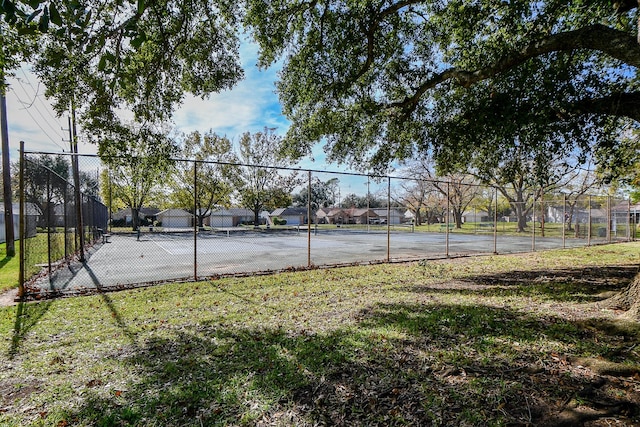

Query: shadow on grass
<box><xmin>8</xmin><ymin>300</ymin><xmax>54</xmax><ymax>359</ymax></box>
<box><xmin>409</xmin><ymin>265</ymin><xmax>638</xmax><ymax>303</ymax></box>
<box><xmin>54</xmin><ymin>302</ymin><xmax>639</xmax><ymax>426</ymax></box>
<box><xmin>0</xmin><ymin>255</ymin><xmax>14</xmax><ymax>270</ymax></box>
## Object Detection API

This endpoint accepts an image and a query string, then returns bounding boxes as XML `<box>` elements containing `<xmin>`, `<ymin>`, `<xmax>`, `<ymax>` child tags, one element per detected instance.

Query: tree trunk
<box><xmin>602</xmin><ymin>272</ymin><xmax>640</xmax><ymax>320</ymax></box>
<box><xmin>131</xmin><ymin>207</ymin><xmax>140</xmax><ymax>231</ymax></box>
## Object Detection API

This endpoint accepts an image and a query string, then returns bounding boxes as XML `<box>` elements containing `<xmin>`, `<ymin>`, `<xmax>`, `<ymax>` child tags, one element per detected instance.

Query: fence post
<box><xmin>628</xmin><ymin>198</ymin><xmax>632</xmax><ymax>242</ymax></box>
<box><xmin>18</xmin><ymin>141</ymin><xmax>25</xmax><ymax>299</ymax></box>
<box><xmin>493</xmin><ymin>187</ymin><xmax>498</xmax><ymax>255</ymax></box>
<box><xmin>307</xmin><ymin>170</ymin><xmax>312</xmax><ymax>268</ymax></box>
<box><xmin>588</xmin><ymin>195</ymin><xmax>592</xmax><ymax>247</ymax></box>
<box><xmin>562</xmin><ymin>193</ymin><xmax>566</xmax><ymax>249</ymax></box>
<box><xmin>193</xmin><ymin>160</ymin><xmax>198</xmax><ymax>281</ymax></box>
<box><xmin>445</xmin><ymin>181</ymin><xmax>450</xmax><ymax>257</ymax></box>
<box><xmin>607</xmin><ymin>195</ymin><xmax>611</xmax><ymax>243</ymax></box>
<box><xmin>387</xmin><ymin>176</ymin><xmax>391</xmax><ymax>262</ymax></box>
<box><xmin>46</xmin><ymin>168</ymin><xmax>52</xmax><ymax>276</ymax></box>
<box><xmin>532</xmin><ymin>192</ymin><xmax>536</xmax><ymax>252</ymax></box>
<box><xmin>70</xmin><ymin>111</ymin><xmax>85</xmax><ymax>262</ymax></box>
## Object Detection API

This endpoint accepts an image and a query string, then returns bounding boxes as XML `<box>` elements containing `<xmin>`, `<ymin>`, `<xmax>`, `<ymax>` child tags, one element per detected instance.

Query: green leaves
<box><xmin>3</xmin><ymin>0</ymin><xmax>244</xmax><ymax>149</ymax></box>
<box><xmin>247</xmin><ymin>0</ymin><xmax>639</xmax><ymax>177</ymax></box>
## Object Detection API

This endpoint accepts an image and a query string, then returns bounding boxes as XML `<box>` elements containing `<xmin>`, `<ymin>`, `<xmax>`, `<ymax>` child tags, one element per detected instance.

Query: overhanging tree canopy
<box><xmin>1</xmin><ymin>0</ymin><xmax>243</xmax><ymax>145</ymax></box>
<box><xmin>245</xmin><ymin>0</ymin><xmax>639</xmax><ymax>174</ymax></box>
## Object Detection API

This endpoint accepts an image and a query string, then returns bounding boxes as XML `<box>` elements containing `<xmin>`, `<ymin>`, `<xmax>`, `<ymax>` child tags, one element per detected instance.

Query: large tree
<box><xmin>245</xmin><ymin>0</ymin><xmax>637</xmax><ymax>169</ymax></box>
<box><xmin>245</xmin><ymin>1</ymin><xmax>640</xmax><ymax>317</ymax></box>
<box><xmin>2</xmin><ymin>0</ymin><xmax>243</xmax><ymax>148</ymax></box>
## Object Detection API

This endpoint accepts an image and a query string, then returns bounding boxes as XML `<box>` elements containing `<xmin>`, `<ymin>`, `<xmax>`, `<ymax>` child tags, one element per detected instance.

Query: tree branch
<box><xmin>354</xmin><ymin>1</ymin><xmax>423</xmax><ymax>81</ymax></box>
<box><xmin>388</xmin><ymin>24</ymin><xmax>640</xmax><ymax>113</ymax></box>
<box><xmin>568</xmin><ymin>91</ymin><xmax>640</xmax><ymax>121</ymax></box>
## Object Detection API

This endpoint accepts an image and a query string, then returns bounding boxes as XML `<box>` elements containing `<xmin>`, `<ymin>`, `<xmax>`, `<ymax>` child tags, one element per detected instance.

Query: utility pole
<box><xmin>1</xmin><ymin>80</ymin><xmax>16</xmax><ymax>257</ymax></box>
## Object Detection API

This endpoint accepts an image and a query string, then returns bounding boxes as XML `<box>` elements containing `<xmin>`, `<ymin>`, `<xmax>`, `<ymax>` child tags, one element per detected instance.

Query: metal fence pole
<box><xmin>588</xmin><ymin>195</ymin><xmax>592</xmax><ymax>247</ymax></box>
<box><xmin>193</xmin><ymin>160</ymin><xmax>198</xmax><ymax>281</ymax></box>
<box><xmin>307</xmin><ymin>170</ymin><xmax>312</xmax><ymax>267</ymax></box>
<box><xmin>387</xmin><ymin>176</ymin><xmax>391</xmax><ymax>262</ymax></box>
<box><xmin>445</xmin><ymin>181</ymin><xmax>450</xmax><ymax>257</ymax></box>
<box><xmin>366</xmin><ymin>176</ymin><xmax>370</xmax><ymax>233</ymax></box>
<box><xmin>46</xmin><ymin>169</ymin><xmax>52</xmax><ymax>276</ymax></box>
<box><xmin>628</xmin><ymin>198</ymin><xmax>632</xmax><ymax>242</ymax></box>
<box><xmin>607</xmin><ymin>195</ymin><xmax>611</xmax><ymax>243</ymax></box>
<box><xmin>493</xmin><ymin>186</ymin><xmax>498</xmax><ymax>254</ymax></box>
<box><xmin>562</xmin><ymin>193</ymin><xmax>566</xmax><ymax>249</ymax></box>
<box><xmin>18</xmin><ymin>141</ymin><xmax>25</xmax><ymax>298</ymax></box>
<box><xmin>532</xmin><ymin>192</ymin><xmax>536</xmax><ymax>252</ymax></box>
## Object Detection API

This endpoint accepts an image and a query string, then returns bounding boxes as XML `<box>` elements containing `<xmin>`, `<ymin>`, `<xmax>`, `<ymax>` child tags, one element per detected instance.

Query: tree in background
<box><xmin>292</xmin><ymin>177</ymin><xmax>339</xmax><ymax>211</ymax></box>
<box><xmin>18</xmin><ymin>154</ymin><xmax>70</xmax><ymax>226</ymax></box>
<box><xmin>397</xmin><ymin>158</ymin><xmax>480</xmax><ymax>227</ymax></box>
<box><xmin>340</xmin><ymin>193</ymin><xmax>385</xmax><ymax>209</ymax></box>
<box><xmin>236</xmin><ymin>128</ymin><xmax>299</xmax><ymax>227</ymax></box>
<box><xmin>170</xmin><ymin>130</ymin><xmax>238</xmax><ymax>228</ymax></box>
<box><xmin>100</xmin><ymin>123</ymin><xmax>176</xmax><ymax>231</ymax></box>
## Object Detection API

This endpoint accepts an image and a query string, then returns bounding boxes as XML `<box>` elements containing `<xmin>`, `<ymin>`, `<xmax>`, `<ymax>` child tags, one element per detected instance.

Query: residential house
<box><xmin>343</xmin><ymin>208</ymin><xmax>379</xmax><ymax>224</ymax></box>
<box><xmin>157</xmin><ymin>208</ymin><xmax>193</xmax><ymax>228</ymax></box>
<box><xmin>372</xmin><ymin>208</ymin><xmax>404</xmax><ymax>225</ymax></box>
<box><xmin>461</xmin><ymin>209</ymin><xmax>490</xmax><ymax>223</ymax></box>
<box><xmin>206</xmin><ymin>208</ymin><xmax>254</xmax><ymax>227</ymax></box>
<box><xmin>111</xmin><ymin>207</ymin><xmax>160</xmax><ymax>226</ymax></box>
<box><xmin>316</xmin><ymin>207</ymin><xmax>349</xmax><ymax>225</ymax></box>
<box><xmin>270</xmin><ymin>207</ymin><xmax>309</xmax><ymax>226</ymax></box>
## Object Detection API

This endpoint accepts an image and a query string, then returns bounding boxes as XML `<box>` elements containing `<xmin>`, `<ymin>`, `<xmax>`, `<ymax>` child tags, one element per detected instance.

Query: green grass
<box><xmin>0</xmin><ymin>243</ymin><xmax>18</xmax><ymax>293</ymax></box>
<box><xmin>0</xmin><ymin>233</ymin><xmax>74</xmax><ymax>293</ymax></box>
<box><xmin>1</xmin><ymin>243</ymin><xmax>640</xmax><ymax>425</ymax></box>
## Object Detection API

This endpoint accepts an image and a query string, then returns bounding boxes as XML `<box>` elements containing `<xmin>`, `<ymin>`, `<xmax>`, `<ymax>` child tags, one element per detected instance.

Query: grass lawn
<box><xmin>0</xmin><ymin>243</ymin><xmax>18</xmax><ymax>294</ymax></box>
<box><xmin>1</xmin><ymin>243</ymin><xmax>640</xmax><ymax>426</ymax></box>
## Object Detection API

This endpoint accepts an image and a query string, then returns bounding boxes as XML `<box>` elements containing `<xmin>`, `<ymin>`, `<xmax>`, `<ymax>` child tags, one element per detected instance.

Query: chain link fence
<box><xmin>18</xmin><ymin>151</ymin><xmax>635</xmax><ymax>298</ymax></box>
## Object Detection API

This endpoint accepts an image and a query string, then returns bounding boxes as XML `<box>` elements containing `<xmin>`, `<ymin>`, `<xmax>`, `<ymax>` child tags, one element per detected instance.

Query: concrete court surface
<box><xmin>30</xmin><ymin>229</ymin><xmax>606</xmax><ymax>295</ymax></box>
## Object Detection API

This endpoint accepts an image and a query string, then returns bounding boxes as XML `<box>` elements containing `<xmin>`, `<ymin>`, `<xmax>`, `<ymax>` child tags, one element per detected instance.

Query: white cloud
<box><xmin>5</xmin><ymin>65</ymin><xmax>71</xmax><ymax>156</ymax></box>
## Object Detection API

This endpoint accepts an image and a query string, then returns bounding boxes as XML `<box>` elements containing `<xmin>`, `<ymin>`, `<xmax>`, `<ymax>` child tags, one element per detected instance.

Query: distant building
<box><xmin>0</xmin><ymin>202</ymin><xmax>37</xmax><ymax>242</ymax></box>
<box><xmin>157</xmin><ymin>208</ymin><xmax>192</xmax><ymax>228</ymax></box>
<box><xmin>270</xmin><ymin>207</ymin><xmax>309</xmax><ymax>225</ymax></box>
<box><xmin>206</xmin><ymin>208</ymin><xmax>255</xmax><ymax>227</ymax></box>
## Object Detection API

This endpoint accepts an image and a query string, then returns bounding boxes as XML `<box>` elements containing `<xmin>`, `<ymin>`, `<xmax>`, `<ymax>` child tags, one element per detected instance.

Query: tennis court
<box><xmin>26</xmin><ymin>227</ymin><xmax>597</xmax><ymax>296</ymax></box>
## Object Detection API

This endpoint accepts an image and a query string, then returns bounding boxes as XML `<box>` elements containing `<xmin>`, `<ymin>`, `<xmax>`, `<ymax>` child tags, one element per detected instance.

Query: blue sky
<box><xmin>4</xmin><ymin>40</ymin><xmax>373</xmax><ymax>198</ymax></box>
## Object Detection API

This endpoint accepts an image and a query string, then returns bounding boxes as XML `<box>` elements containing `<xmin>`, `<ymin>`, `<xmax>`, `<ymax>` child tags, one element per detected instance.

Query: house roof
<box><xmin>373</xmin><ymin>208</ymin><xmax>403</xmax><ymax>216</ymax></box>
<box><xmin>316</xmin><ymin>208</ymin><xmax>347</xmax><ymax>217</ymax></box>
<box><xmin>345</xmin><ymin>208</ymin><xmax>379</xmax><ymax>217</ymax></box>
<box><xmin>209</xmin><ymin>208</ymin><xmax>254</xmax><ymax>217</ymax></box>
<box><xmin>112</xmin><ymin>207</ymin><xmax>160</xmax><ymax>220</ymax></box>
<box><xmin>157</xmin><ymin>208</ymin><xmax>192</xmax><ymax>217</ymax></box>
<box><xmin>271</xmin><ymin>207</ymin><xmax>308</xmax><ymax>216</ymax></box>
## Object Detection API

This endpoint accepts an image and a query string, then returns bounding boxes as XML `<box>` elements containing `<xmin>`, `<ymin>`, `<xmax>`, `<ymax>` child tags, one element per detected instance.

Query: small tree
<box><xmin>100</xmin><ymin>123</ymin><xmax>176</xmax><ymax>231</ymax></box>
<box><xmin>292</xmin><ymin>177</ymin><xmax>338</xmax><ymax>211</ymax></box>
<box><xmin>170</xmin><ymin>130</ymin><xmax>238</xmax><ymax>228</ymax></box>
<box><xmin>236</xmin><ymin>128</ymin><xmax>299</xmax><ymax>226</ymax></box>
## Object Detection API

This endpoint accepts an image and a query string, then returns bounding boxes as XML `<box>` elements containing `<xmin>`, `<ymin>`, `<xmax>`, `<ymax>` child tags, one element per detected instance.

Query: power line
<box><xmin>19</xmin><ymin>68</ymin><xmax>63</xmax><ymax>125</ymax></box>
<box><xmin>13</xmin><ymin>76</ymin><xmax>65</xmax><ymax>139</ymax></box>
<box><xmin>7</xmin><ymin>86</ymin><xmax>67</xmax><ymax>152</ymax></box>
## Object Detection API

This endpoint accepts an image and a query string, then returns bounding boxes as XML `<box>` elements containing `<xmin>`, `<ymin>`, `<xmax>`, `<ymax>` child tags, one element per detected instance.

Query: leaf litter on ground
<box><xmin>0</xmin><ymin>243</ymin><xmax>639</xmax><ymax>426</ymax></box>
